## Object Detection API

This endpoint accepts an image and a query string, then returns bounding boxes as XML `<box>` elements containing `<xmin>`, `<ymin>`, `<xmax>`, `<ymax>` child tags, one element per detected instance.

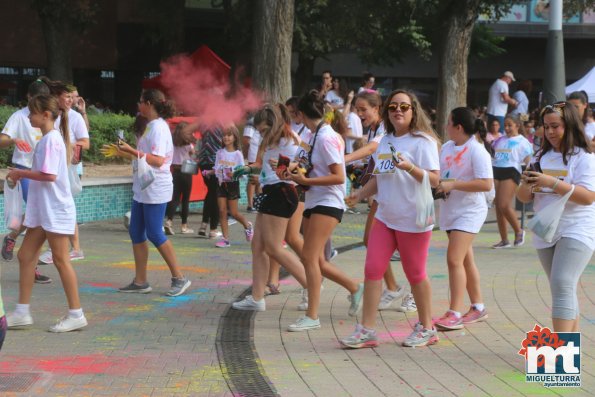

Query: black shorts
<box><xmin>217</xmin><ymin>181</ymin><xmax>240</xmax><ymax>200</ymax></box>
<box><xmin>258</xmin><ymin>183</ymin><xmax>299</xmax><ymax>219</ymax></box>
<box><xmin>493</xmin><ymin>167</ymin><xmax>521</xmax><ymax>185</ymax></box>
<box><xmin>303</xmin><ymin>205</ymin><xmax>344</xmax><ymax>223</ymax></box>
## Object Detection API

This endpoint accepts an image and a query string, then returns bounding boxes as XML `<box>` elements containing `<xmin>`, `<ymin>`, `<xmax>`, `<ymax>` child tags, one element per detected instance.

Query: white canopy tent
<box><xmin>565</xmin><ymin>67</ymin><xmax>595</xmax><ymax>103</ymax></box>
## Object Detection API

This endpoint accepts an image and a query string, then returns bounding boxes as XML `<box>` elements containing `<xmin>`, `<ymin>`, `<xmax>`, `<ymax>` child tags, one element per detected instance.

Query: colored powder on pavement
<box><xmin>0</xmin><ymin>354</ymin><xmax>143</xmax><ymax>375</ymax></box>
<box><xmin>431</xmin><ymin>274</ymin><xmax>447</xmax><ymax>279</ymax></box>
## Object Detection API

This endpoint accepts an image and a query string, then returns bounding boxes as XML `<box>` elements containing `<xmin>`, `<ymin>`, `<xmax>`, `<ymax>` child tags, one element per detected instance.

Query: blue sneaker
<box><xmin>348</xmin><ymin>283</ymin><xmax>364</xmax><ymax>317</ymax></box>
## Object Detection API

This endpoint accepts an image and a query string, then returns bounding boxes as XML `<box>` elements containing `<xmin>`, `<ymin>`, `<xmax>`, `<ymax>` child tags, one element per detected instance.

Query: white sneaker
<box><xmin>7</xmin><ymin>311</ymin><xmax>33</xmax><ymax>328</ymax></box>
<box><xmin>297</xmin><ymin>289</ymin><xmax>308</xmax><ymax>311</ymax></box>
<box><xmin>396</xmin><ymin>293</ymin><xmax>417</xmax><ymax>312</ymax></box>
<box><xmin>232</xmin><ymin>295</ymin><xmax>265</xmax><ymax>311</ymax></box>
<box><xmin>69</xmin><ymin>250</ymin><xmax>85</xmax><ymax>261</ymax></box>
<box><xmin>378</xmin><ymin>286</ymin><xmax>406</xmax><ymax>310</ymax></box>
<box><xmin>38</xmin><ymin>249</ymin><xmax>53</xmax><ymax>264</ymax></box>
<box><xmin>49</xmin><ymin>315</ymin><xmax>88</xmax><ymax>333</ymax></box>
<box><xmin>287</xmin><ymin>316</ymin><xmax>321</xmax><ymax>332</ymax></box>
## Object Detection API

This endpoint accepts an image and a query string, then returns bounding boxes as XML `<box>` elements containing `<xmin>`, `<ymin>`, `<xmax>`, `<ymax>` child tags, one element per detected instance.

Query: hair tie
<box><xmin>36</xmin><ymin>79</ymin><xmax>42</xmax><ymax>83</ymax></box>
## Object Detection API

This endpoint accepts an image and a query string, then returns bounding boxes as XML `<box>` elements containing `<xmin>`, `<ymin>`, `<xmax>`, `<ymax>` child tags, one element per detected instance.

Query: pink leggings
<box><xmin>365</xmin><ymin>219</ymin><xmax>432</xmax><ymax>285</ymax></box>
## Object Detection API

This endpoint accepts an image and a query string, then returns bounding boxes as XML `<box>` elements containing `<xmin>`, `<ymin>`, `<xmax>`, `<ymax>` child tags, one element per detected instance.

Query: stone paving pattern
<box><xmin>0</xmin><ymin>206</ymin><xmax>593</xmax><ymax>396</ymax></box>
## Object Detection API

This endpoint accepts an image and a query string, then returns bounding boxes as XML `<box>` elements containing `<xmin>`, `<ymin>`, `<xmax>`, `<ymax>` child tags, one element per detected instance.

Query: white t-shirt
<box><xmin>243</xmin><ymin>123</ymin><xmax>261</xmax><ymax>163</ymax></box>
<box><xmin>24</xmin><ymin>130</ymin><xmax>76</xmax><ymax>234</ymax></box>
<box><xmin>55</xmin><ymin>108</ymin><xmax>89</xmax><ymax>174</ymax></box>
<box><xmin>373</xmin><ymin>132</ymin><xmax>440</xmax><ymax>233</ymax></box>
<box><xmin>172</xmin><ymin>144</ymin><xmax>194</xmax><ymax>165</ymax></box>
<box><xmin>214</xmin><ymin>149</ymin><xmax>244</xmax><ymax>184</ymax></box>
<box><xmin>325</xmin><ymin>90</ymin><xmax>344</xmax><ymax>108</ymax></box>
<box><xmin>511</xmin><ymin>90</ymin><xmax>528</xmax><ymax>116</ymax></box>
<box><xmin>260</xmin><ymin>134</ymin><xmax>300</xmax><ymax>186</ymax></box>
<box><xmin>304</xmin><ymin>124</ymin><xmax>346</xmax><ymax>210</ymax></box>
<box><xmin>438</xmin><ymin>138</ymin><xmax>493</xmax><ymax>233</ymax></box>
<box><xmin>1</xmin><ymin>107</ymin><xmax>42</xmax><ymax>168</ymax></box>
<box><xmin>492</xmin><ymin>135</ymin><xmax>533</xmax><ymax>173</ymax></box>
<box><xmin>133</xmin><ymin>118</ymin><xmax>174</xmax><ymax>204</ymax></box>
<box><xmin>487</xmin><ymin>79</ymin><xmax>509</xmax><ymax>117</ymax></box>
<box><xmin>532</xmin><ymin>149</ymin><xmax>595</xmax><ymax>250</ymax></box>
<box><xmin>585</xmin><ymin>122</ymin><xmax>595</xmax><ymax>141</ymax></box>
<box><xmin>345</xmin><ymin>112</ymin><xmax>363</xmax><ymax>154</ymax></box>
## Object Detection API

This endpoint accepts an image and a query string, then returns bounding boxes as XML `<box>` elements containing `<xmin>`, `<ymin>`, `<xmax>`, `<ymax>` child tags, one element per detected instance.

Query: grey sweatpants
<box><xmin>537</xmin><ymin>237</ymin><xmax>594</xmax><ymax>320</ymax></box>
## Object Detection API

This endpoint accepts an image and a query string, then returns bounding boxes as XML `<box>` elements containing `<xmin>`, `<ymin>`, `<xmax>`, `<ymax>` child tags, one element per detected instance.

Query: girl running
<box><xmin>433</xmin><ymin>107</ymin><xmax>493</xmax><ymax>331</ymax></box>
<box><xmin>116</xmin><ymin>89</ymin><xmax>191</xmax><ymax>296</ymax></box>
<box><xmin>209</xmin><ymin>125</ymin><xmax>253</xmax><ymax>248</ymax></box>
<box><xmin>6</xmin><ymin>94</ymin><xmax>87</xmax><ymax>332</ymax></box>
<box><xmin>518</xmin><ymin>102</ymin><xmax>595</xmax><ymax>331</ymax></box>
<box><xmin>231</xmin><ymin>104</ymin><xmax>307</xmax><ymax>311</ymax></box>
<box><xmin>282</xmin><ymin>90</ymin><xmax>364</xmax><ymax>332</ymax></box>
<box><xmin>492</xmin><ymin>115</ymin><xmax>533</xmax><ymax>248</ymax></box>
<box><xmin>341</xmin><ymin>89</ymin><xmax>440</xmax><ymax>348</ymax></box>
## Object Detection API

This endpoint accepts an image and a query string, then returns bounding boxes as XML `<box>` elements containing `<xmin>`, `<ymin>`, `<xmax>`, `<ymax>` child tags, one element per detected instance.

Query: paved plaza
<box><xmin>0</xmin><ymin>207</ymin><xmax>593</xmax><ymax>396</ymax></box>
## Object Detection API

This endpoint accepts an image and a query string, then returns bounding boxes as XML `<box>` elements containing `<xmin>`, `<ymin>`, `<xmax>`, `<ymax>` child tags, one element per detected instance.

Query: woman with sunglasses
<box><xmin>281</xmin><ymin>90</ymin><xmax>364</xmax><ymax>332</ymax></box>
<box><xmin>491</xmin><ymin>115</ymin><xmax>533</xmax><ymax>248</ymax></box>
<box><xmin>341</xmin><ymin>89</ymin><xmax>441</xmax><ymax>348</ymax></box>
<box><xmin>517</xmin><ymin>102</ymin><xmax>595</xmax><ymax>332</ymax></box>
<box><xmin>345</xmin><ymin>91</ymin><xmax>413</xmax><ymax>312</ymax></box>
<box><xmin>433</xmin><ymin>107</ymin><xmax>493</xmax><ymax>331</ymax></box>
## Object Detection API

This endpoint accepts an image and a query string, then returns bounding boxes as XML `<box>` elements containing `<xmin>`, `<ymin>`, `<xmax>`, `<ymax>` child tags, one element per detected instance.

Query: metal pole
<box><xmin>542</xmin><ymin>0</ymin><xmax>566</xmax><ymax>106</ymax></box>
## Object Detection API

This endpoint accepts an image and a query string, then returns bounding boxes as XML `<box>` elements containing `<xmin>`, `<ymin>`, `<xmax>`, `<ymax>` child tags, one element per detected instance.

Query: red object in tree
<box><xmin>142</xmin><ymin>45</ymin><xmax>231</xmax><ymax>94</ymax></box>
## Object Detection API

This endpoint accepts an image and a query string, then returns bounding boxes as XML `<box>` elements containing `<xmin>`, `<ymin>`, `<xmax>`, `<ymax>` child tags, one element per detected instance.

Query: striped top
<box><xmin>198</xmin><ymin>127</ymin><xmax>223</xmax><ymax>168</ymax></box>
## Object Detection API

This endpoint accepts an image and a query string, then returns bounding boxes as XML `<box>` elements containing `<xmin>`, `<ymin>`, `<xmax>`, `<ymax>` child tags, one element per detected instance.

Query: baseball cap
<box><xmin>504</xmin><ymin>71</ymin><xmax>516</xmax><ymax>81</ymax></box>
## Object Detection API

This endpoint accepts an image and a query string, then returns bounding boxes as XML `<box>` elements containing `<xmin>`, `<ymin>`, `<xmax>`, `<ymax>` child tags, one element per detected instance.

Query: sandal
<box><xmin>197</xmin><ymin>223</ymin><xmax>208</xmax><ymax>238</ymax></box>
<box><xmin>264</xmin><ymin>283</ymin><xmax>281</xmax><ymax>296</ymax></box>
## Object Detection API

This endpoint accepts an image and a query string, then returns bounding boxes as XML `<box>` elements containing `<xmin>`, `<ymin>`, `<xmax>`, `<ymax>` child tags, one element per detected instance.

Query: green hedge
<box><xmin>0</xmin><ymin>105</ymin><xmax>19</xmax><ymax>167</ymax></box>
<box><xmin>0</xmin><ymin>105</ymin><xmax>135</xmax><ymax>167</ymax></box>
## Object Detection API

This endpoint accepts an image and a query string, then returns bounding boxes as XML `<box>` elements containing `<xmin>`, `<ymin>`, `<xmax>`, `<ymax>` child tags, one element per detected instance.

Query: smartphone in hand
<box><xmin>528</xmin><ymin>161</ymin><xmax>542</xmax><ymax>173</ymax></box>
<box><xmin>388</xmin><ymin>142</ymin><xmax>400</xmax><ymax>164</ymax></box>
<box><xmin>72</xmin><ymin>144</ymin><xmax>83</xmax><ymax>165</ymax></box>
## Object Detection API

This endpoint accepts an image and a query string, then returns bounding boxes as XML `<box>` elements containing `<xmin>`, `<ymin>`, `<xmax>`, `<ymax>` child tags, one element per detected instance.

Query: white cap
<box><xmin>504</xmin><ymin>71</ymin><xmax>516</xmax><ymax>81</ymax></box>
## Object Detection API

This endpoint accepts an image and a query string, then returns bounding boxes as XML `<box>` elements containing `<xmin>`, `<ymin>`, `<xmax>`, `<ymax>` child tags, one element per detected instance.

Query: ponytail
<box><xmin>474</xmin><ymin>118</ymin><xmax>494</xmax><ymax>157</ymax></box>
<box><xmin>60</xmin><ymin>109</ymin><xmax>71</xmax><ymax>159</ymax></box>
<box><xmin>141</xmin><ymin>89</ymin><xmax>175</xmax><ymax>119</ymax></box>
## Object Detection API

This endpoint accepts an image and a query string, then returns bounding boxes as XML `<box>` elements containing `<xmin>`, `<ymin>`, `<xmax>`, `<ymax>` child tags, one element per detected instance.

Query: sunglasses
<box><xmin>540</xmin><ymin>101</ymin><xmax>566</xmax><ymax>118</ymax></box>
<box><xmin>387</xmin><ymin>102</ymin><xmax>412</xmax><ymax>113</ymax></box>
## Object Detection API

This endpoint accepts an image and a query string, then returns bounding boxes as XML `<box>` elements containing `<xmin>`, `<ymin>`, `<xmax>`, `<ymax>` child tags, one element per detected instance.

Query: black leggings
<box><xmin>202</xmin><ymin>173</ymin><xmax>220</xmax><ymax>230</ymax></box>
<box><xmin>166</xmin><ymin>168</ymin><xmax>193</xmax><ymax>223</ymax></box>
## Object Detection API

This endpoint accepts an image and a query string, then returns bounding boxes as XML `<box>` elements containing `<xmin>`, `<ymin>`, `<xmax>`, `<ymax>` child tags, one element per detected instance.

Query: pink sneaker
<box><xmin>245</xmin><ymin>222</ymin><xmax>254</xmax><ymax>242</ymax></box>
<box><xmin>434</xmin><ymin>311</ymin><xmax>463</xmax><ymax>331</ymax></box>
<box><xmin>215</xmin><ymin>239</ymin><xmax>230</xmax><ymax>248</ymax></box>
<box><xmin>462</xmin><ymin>307</ymin><xmax>488</xmax><ymax>324</ymax></box>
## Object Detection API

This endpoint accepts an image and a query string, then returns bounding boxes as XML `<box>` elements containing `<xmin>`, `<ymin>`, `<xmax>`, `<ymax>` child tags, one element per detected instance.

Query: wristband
<box><xmin>247</xmin><ymin>165</ymin><xmax>253</xmax><ymax>174</ymax></box>
<box><xmin>407</xmin><ymin>164</ymin><xmax>415</xmax><ymax>173</ymax></box>
<box><xmin>552</xmin><ymin>179</ymin><xmax>560</xmax><ymax>190</ymax></box>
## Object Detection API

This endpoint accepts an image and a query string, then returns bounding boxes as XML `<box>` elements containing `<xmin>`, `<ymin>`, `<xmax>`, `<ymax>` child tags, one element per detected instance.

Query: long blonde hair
<box><xmin>253</xmin><ymin>104</ymin><xmax>298</xmax><ymax>157</ymax></box>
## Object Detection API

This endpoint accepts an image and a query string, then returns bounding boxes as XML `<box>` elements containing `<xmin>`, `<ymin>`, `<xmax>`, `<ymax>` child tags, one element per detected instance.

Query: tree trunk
<box><xmin>294</xmin><ymin>53</ymin><xmax>315</xmax><ymax>97</ymax></box>
<box><xmin>252</xmin><ymin>0</ymin><xmax>295</xmax><ymax>103</ymax></box>
<box><xmin>40</xmin><ymin>16</ymin><xmax>73</xmax><ymax>81</ymax></box>
<box><xmin>435</xmin><ymin>0</ymin><xmax>481</xmax><ymax>139</ymax></box>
